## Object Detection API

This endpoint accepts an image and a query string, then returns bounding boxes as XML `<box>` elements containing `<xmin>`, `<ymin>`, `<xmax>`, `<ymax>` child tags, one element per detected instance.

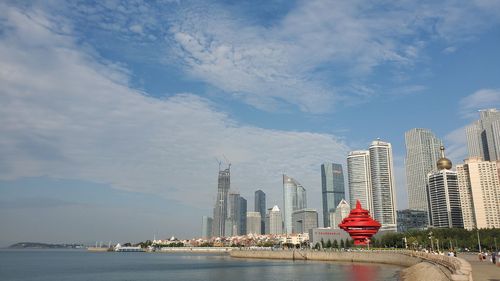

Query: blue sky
<box><xmin>1</xmin><ymin>0</ymin><xmax>500</xmax><ymax>246</ymax></box>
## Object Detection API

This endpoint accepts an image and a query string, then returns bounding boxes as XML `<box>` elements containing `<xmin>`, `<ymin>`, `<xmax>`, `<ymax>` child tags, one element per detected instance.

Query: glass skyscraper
<box><xmin>239</xmin><ymin>196</ymin><xmax>247</xmax><ymax>235</ymax></box>
<box><xmin>405</xmin><ymin>128</ymin><xmax>442</xmax><ymax>224</ymax></box>
<box><xmin>212</xmin><ymin>166</ymin><xmax>230</xmax><ymax>237</ymax></box>
<box><xmin>283</xmin><ymin>174</ymin><xmax>307</xmax><ymax>234</ymax></box>
<box><xmin>254</xmin><ymin>190</ymin><xmax>266</xmax><ymax>234</ymax></box>
<box><xmin>369</xmin><ymin>140</ymin><xmax>397</xmax><ymax>232</ymax></box>
<box><xmin>321</xmin><ymin>163</ymin><xmax>345</xmax><ymax>227</ymax></box>
<box><xmin>466</xmin><ymin>108</ymin><xmax>500</xmax><ymax>161</ymax></box>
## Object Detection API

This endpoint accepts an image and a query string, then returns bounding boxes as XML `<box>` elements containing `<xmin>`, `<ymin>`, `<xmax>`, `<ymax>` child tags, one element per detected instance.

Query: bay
<box><xmin>0</xmin><ymin>249</ymin><xmax>402</xmax><ymax>281</ymax></box>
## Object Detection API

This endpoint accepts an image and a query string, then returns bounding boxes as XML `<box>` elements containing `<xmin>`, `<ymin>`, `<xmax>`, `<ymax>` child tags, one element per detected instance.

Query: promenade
<box><xmin>460</xmin><ymin>253</ymin><xmax>499</xmax><ymax>281</ymax></box>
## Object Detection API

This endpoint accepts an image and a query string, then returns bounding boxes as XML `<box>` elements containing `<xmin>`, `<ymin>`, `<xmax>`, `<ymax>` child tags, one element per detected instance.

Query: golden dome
<box><xmin>437</xmin><ymin>146</ymin><xmax>452</xmax><ymax>170</ymax></box>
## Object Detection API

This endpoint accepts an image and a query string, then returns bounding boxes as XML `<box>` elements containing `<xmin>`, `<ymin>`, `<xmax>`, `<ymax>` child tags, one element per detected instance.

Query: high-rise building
<box><xmin>246</xmin><ymin>212</ymin><xmax>261</xmax><ymax>235</ymax></box>
<box><xmin>239</xmin><ymin>196</ymin><xmax>247</xmax><ymax>235</ymax></box>
<box><xmin>457</xmin><ymin>158</ymin><xmax>500</xmax><ymax>230</ymax></box>
<box><xmin>201</xmin><ymin>216</ymin><xmax>213</xmax><ymax>239</ymax></box>
<box><xmin>405</xmin><ymin>128</ymin><xmax>443</xmax><ymax>224</ymax></box>
<box><xmin>212</xmin><ymin>166</ymin><xmax>230</xmax><ymax>237</ymax></box>
<box><xmin>226</xmin><ymin>192</ymin><xmax>241</xmax><ymax>236</ymax></box>
<box><xmin>283</xmin><ymin>174</ymin><xmax>307</xmax><ymax>234</ymax></box>
<box><xmin>465</xmin><ymin>109</ymin><xmax>500</xmax><ymax>161</ymax></box>
<box><xmin>254</xmin><ymin>190</ymin><xmax>266</xmax><ymax>234</ymax></box>
<box><xmin>321</xmin><ymin>163</ymin><xmax>346</xmax><ymax>227</ymax></box>
<box><xmin>347</xmin><ymin>151</ymin><xmax>373</xmax><ymax>214</ymax></box>
<box><xmin>330</xmin><ymin>199</ymin><xmax>350</xmax><ymax>229</ymax></box>
<box><xmin>292</xmin><ymin>208</ymin><xmax>318</xmax><ymax>234</ymax></box>
<box><xmin>266</xmin><ymin>205</ymin><xmax>283</xmax><ymax>234</ymax></box>
<box><xmin>369</xmin><ymin>140</ymin><xmax>397</xmax><ymax>231</ymax></box>
<box><xmin>427</xmin><ymin>147</ymin><xmax>463</xmax><ymax>228</ymax></box>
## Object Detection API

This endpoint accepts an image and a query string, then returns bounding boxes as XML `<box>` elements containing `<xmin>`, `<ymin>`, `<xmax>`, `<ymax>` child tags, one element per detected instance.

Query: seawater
<box><xmin>0</xmin><ymin>249</ymin><xmax>403</xmax><ymax>281</ymax></box>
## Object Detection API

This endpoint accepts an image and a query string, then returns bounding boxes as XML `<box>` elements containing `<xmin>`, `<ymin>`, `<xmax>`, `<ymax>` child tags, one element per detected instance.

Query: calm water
<box><xmin>0</xmin><ymin>249</ymin><xmax>402</xmax><ymax>281</ymax></box>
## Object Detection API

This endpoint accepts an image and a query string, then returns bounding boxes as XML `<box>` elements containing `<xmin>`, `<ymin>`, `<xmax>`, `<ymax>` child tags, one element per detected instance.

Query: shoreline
<box><xmin>230</xmin><ymin>249</ymin><xmax>472</xmax><ymax>281</ymax></box>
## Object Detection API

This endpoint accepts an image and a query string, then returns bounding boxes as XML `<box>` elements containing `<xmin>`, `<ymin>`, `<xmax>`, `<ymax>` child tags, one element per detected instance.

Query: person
<box><xmin>478</xmin><ymin>252</ymin><xmax>483</xmax><ymax>261</ymax></box>
<box><xmin>492</xmin><ymin>251</ymin><xmax>496</xmax><ymax>265</ymax></box>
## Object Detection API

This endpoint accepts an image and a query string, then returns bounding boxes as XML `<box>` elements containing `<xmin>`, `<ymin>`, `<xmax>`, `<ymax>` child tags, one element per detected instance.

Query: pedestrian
<box><xmin>478</xmin><ymin>252</ymin><xmax>483</xmax><ymax>262</ymax></box>
<box><xmin>492</xmin><ymin>251</ymin><xmax>496</xmax><ymax>265</ymax></box>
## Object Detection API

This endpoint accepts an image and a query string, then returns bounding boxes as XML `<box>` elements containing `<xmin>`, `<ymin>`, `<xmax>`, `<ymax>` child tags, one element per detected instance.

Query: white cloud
<box><xmin>0</xmin><ymin>6</ymin><xmax>349</xmax><ymax>210</ymax></box>
<box><xmin>459</xmin><ymin>89</ymin><xmax>500</xmax><ymax>118</ymax></box>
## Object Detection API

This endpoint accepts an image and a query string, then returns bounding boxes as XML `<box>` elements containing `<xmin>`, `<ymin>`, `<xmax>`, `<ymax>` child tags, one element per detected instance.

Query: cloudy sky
<box><xmin>1</xmin><ymin>0</ymin><xmax>499</xmax><ymax>246</ymax></box>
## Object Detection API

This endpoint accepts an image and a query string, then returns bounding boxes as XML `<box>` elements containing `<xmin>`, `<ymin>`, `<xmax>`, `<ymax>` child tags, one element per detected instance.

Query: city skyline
<box><xmin>1</xmin><ymin>1</ymin><xmax>500</xmax><ymax>246</ymax></box>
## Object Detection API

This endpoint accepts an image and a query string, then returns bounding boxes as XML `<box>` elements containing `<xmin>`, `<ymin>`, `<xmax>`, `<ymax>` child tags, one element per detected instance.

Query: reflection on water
<box><xmin>0</xmin><ymin>250</ymin><xmax>402</xmax><ymax>281</ymax></box>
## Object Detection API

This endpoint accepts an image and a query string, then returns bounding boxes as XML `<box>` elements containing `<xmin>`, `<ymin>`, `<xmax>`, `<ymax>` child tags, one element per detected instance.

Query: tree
<box><xmin>345</xmin><ymin>239</ymin><xmax>351</xmax><ymax>248</ymax></box>
<box><xmin>321</xmin><ymin>238</ymin><xmax>325</xmax><ymax>248</ymax></box>
<box><xmin>326</xmin><ymin>239</ymin><xmax>332</xmax><ymax>248</ymax></box>
<box><xmin>340</xmin><ymin>239</ymin><xmax>345</xmax><ymax>248</ymax></box>
<box><xmin>333</xmin><ymin>239</ymin><xmax>339</xmax><ymax>249</ymax></box>
<box><xmin>314</xmin><ymin>242</ymin><xmax>320</xmax><ymax>250</ymax></box>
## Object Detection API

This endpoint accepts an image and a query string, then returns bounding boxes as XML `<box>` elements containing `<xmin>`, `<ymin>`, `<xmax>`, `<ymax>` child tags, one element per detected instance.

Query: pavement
<box><xmin>460</xmin><ymin>253</ymin><xmax>499</xmax><ymax>281</ymax></box>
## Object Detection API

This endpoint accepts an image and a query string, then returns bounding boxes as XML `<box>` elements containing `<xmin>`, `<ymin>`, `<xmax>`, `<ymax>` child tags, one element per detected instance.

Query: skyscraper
<box><xmin>246</xmin><ymin>212</ymin><xmax>261</xmax><ymax>235</ymax></box>
<box><xmin>369</xmin><ymin>140</ymin><xmax>397</xmax><ymax>231</ymax></box>
<box><xmin>465</xmin><ymin>109</ymin><xmax>500</xmax><ymax>161</ymax></box>
<box><xmin>254</xmin><ymin>190</ymin><xmax>266</xmax><ymax>234</ymax></box>
<box><xmin>321</xmin><ymin>163</ymin><xmax>345</xmax><ymax>227</ymax></box>
<box><xmin>239</xmin><ymin>196</ymin><xmax>247</xmax><ymax>236</ymax></box>
<box><xmin>201</xmin><ymin>216</ymin><xmax>213</xmax><ymax>239</ymax></box>
<box><xmin>405</xmin><ymin>128</ymin><xmax>443</xmax><ymax>224</ymax></box>
<box><xmin>212</xmin><ymin>166</ymin><xmax>230</xmax><ymax>237</ymax></box>
<box><xmin>427</xmin><ymin>147</ymin><xmax>463</xmax><ymax>228</ymax></box>
<box><xmin>347</xmin><ymin>151</ymin><xmax>373</xmax><ymax>213</ymax></box>
<box><xmin>457</xmin><ymin>157</ymin><xmax>500</xmax><ymax>229</ymax></box>
<box><xmin>283</xmin><ymin>174</ymin><xmax>307</xmax><ymax>234</ymax></box>
<box><xmin>266</xmin><ymin>205</ymin><xmax>283</xmax><ymax>234</ymax></box>
<box><xmin>226</xmin><ymin>192</ymin><xmax>241</xmax><ymax>236</ymax></box>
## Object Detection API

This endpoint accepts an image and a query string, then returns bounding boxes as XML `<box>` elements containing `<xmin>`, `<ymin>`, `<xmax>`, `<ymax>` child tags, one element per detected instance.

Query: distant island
<box><xmin>8</xmin><ymin>242</ymin><xmax>84</xmax><ymax>249</ymax></box>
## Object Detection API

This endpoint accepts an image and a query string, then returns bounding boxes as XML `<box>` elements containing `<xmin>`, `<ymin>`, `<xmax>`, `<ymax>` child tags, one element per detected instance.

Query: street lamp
<box><xmin>428</xmin><ymin>232</ymin><xmax>434</xmax><ymax>252</ymax></box>
<box><xmin>476</xmin><ymin>229</ymin><xmax>482</xmax><ymax>253</ymax></box>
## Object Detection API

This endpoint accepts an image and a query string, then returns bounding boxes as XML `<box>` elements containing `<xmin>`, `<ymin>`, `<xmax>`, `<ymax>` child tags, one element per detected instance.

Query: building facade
<box><xmin>254</xmin><ymin>190</ymin><xmax>266</xmax><ymax>234</ymax></box>
<box><xmin>465</xmin><ymin>108</ymin><xmax>500</xmax><ymax>161</ymax></box>
<box><xmin>283</xmin><ymin>174</ymin><xmax>307</xmax><ymax>234</ymax></box>
<box><xmin>212</xmin><ymin>167</ymin><xmax>230</xmax><ymax>237</ymax></box>
<box><xmin>226</xmin><ymin>192</ymin><xmax>241</xmax><ymax>236</ymax></box>
<box><xmin>246</xmin><ymin>212</ymin><xmax>261</xmax><ymax>235</ymax></box>
<box><xmin>369</xmin><ymin>140</ymin><xmax>397</xmax><ymax>231</ymax></box>
<box><xmin>457</xmin><ymin>158</ymin><xmax>500</xmax><ymax>229</ymax></box>
<box><xmin>201</xmin><ymin>216</ymin><xmax>213</xmax><ymax>239</ymax></box>
<box><xmin>427</xmin><ymin>148</ymin><xmax>463</xmax><ymax>228</ymax></box>
<box><xmin>396</xmin><ymin>209</ymin><xmax>427</xmax><ymax>232</ymax></box>
<box><xmin>321</xmin><ymin>163</ymin><xmax>346</xmax><ymax>227</ymax></box>
<box><xmin>266</xmin><ymin>205</ymin><xmax>283</xmax><ymax>234</ymax></box>
<box><xmin>308</xmin><ymin>228</ymin><xmax>350</xmax><ymax>248</ymax></box>
<box><xmin>347</xmin><ymin>150</ymin><xmax>373</xmax><ymax>214</ymax></box>
<box><xmin>405</xmin><ymin>128</ymin><xmax>442</xmax><ymax>224</ymax></box>
<box><xmin>330</xmin><ymin>199</ymin><xmax>350</xmax><ymax>229</ymax></box>
<box><xmin>291</xmin><ymin>208</ymin><xmax>318</xmax><ymax>234</ymax></box>
<box><xmin>239</xmin><ymin>196</ymin><xmax>247</xmax><ymax>235</ymax></box>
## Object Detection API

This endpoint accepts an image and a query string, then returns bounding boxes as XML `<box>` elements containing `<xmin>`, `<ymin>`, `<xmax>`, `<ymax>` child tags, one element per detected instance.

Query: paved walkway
<box><xmin>460</xmin><ymin>253</ymin><xmax>499</xmax><ymax>281</ymax></box>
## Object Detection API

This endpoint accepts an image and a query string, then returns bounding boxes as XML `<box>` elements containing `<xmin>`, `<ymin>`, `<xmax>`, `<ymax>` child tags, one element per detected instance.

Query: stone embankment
<box><xmin>158</xmin><ymin>247</ymin><xmax>231</xmax><ymax>253</ymax></box>
<box><xmin>230</xmin><ymin>249</ymin><xmax>472</xmax><ymax>281</ymax></box>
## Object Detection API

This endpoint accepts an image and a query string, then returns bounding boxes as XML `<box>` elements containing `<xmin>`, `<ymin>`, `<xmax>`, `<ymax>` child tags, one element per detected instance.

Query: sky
<box><xmin>1</xmin><ymin>0</ymin><xmax>500</xmax><ymax>246</ymax></box>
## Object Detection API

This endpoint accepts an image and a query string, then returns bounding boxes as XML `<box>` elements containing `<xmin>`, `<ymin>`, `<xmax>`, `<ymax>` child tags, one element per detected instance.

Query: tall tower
<box><xmin>283</xmin><ymin>174</ymin><xmax>307</xmax><ymax>234</ymax></box>
<box><xmin>457</xmin><ymin>158</ymin><xmax>500</xmax><ymax>229</ymax></box>
<box><xmin>226</xmin><ymin>192</ymin><xmax>241</xmax><ymax>236</ymax></box>
<box><xmin>347</xmin><ymin>151</ymin><xmax>373</xmax><ymax>214</ymax></box>
<box><xmin>465</xmin><ymin>109</ymin><xmax>500</xmax><ymax>161</ymax></box>
<box><xmin>321</xmin><ymin>163</ymin><xmax>346</xmax><ymax>227</ymax></box>
<box><xmin>427</xmin><ymin>147</ymin><xmax>463</xmax><ymax>228</ymax></box>
<box><xmin>369</xmin><ymin>140</ymin><xmax>397</xmax><ymax>231</ymax></box>
<box><xmin>267</xmin><ymin>205</ymin><xmax>283</xmax><ymax>234</ymax></box>
<box><xmin>405</xmin><ymin>128</ymin><xmax>443</xmax><ymax>223</ymax></box>
<box><xmin>239</xmin><ymin>196</ymin><xmax>247</xmax><ymax>235</ymax></box>
<box><xmin>254</xmin><ymin>190</ymin><xmax>266</xmax><ymax>234</ymax></box>
<box><xmin>201</xmin><ymin>216</ymin><xmax>213</xmax><ymax>239</ymax></box>
<box><xmin>212</xmin><ymin>166</ymin><xmax>230</xmax><ymax>237</ymax></box>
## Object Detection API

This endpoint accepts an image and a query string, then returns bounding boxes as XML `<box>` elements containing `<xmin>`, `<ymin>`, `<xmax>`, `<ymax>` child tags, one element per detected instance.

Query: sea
<box><xmin>0</xmin><ymin>249</ymin><xmax>403</xmax><ymax>281</ymax></box>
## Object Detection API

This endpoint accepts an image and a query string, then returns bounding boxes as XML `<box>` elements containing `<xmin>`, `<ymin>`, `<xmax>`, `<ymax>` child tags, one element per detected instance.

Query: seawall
<box><xmin>230</xmin><ymin>250</ymin><xmax>472</xmax><ymax>281</ymax></box>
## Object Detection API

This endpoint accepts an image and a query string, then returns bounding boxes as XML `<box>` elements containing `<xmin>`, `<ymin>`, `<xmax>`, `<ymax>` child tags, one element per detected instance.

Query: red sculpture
<box><xmin>339</xmin><ymin>200</ymin><xmax>381</xmax><ymax>246</ymax></box>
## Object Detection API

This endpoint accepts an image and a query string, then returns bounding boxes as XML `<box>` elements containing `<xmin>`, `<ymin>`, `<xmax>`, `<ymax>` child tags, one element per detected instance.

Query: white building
<box><xmin>369</xmin><ymin>140</ymin><xmax>397</xmax><ymax>232</ymax></box>
<box><xmin>266</xmin><ymin>205</ymin><xmax>283</xmax><ymax>234</ymax></box>
<box><xmin>330</xmin><ymin>199</ymin><xmax>350</xmax><ymax>229</ymax></box>
<box><xmin>457</xmin><ymin>158</ymin><xmax>500</xmax><ymax>229</ymax></box>
<box><xmin>292</xmin><ymin>208</ymin><xmax>318</xmax><ymax>234</ymax></box>
<box><xmin>347</xmin><ymin>150</ymin><xmax>373</xmax><ymax>214</ymax></box>
<box><xmin>246</xmin><ymin>212</ymin><xmax>261</xmax><ymax>235</ymax></box>
<box><xmin>465</xmin><ymin>109</ymin><xmax>500</xmax><ymax>161</ymax></box>
<box><xmin>405</xmin><ymin>128</ymin><xmax>442</xmax><ymax>222</ymax></box>
<box><xmin>427</xmin><ymin>147</ymin><xmax>463</xmax><ymax>228</ymax></box>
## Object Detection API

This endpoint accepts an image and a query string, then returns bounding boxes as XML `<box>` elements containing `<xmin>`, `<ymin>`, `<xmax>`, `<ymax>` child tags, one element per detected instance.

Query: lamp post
<box><xmin>476</xmin><ymin>229</ymin><xmax>482</xmax><ymax>253</ymax></box>
<box><xmin>428</xmin><ymin>232</ymin><xmax>434</xmax><ymax>252</ymax></box>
